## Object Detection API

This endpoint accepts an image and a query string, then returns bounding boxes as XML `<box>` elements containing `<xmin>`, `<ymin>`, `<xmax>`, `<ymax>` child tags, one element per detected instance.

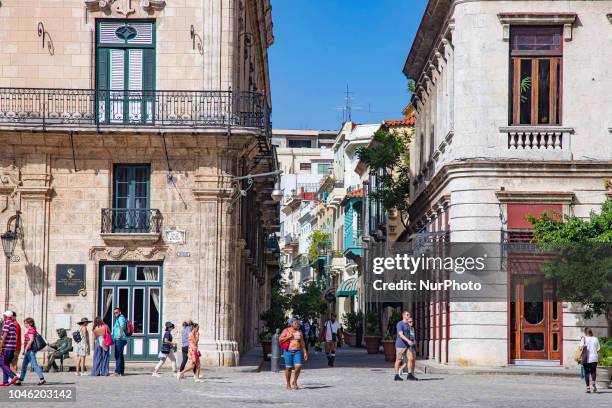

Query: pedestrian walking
<box><xmin>0</xmin><ymin>310</ymin><xmax>19</xmax><ymax>386</ymax></box>
<box><xmin>394</xmin><ymin>311</ymin><xmax>417</xmax><ymax>381</ymax></box>
<box><xmin>279</xmin><ymin>317</ymin><xmax>308</xmax><ymax>390</ymax></box>
<box><xmin>91</xmin><ymin>317</ymin><xmax>111</xmax><ymax>376</ymax></box>
<box><xmin>16</xmin><ymin>317</ymin><xmax>45</xmax><ymax>385</ymax></box>
<box><xmin>111</xmin><ymin>308</ymin><xmax>127</xmax><ymax>376</ymax></box>
<box><xmin>323</xmin><ymin>313</ymin><xmax>341</xmax><ymax>367</ymax></box>
<box><xmin>303</xmin><ymin>320</ymin><xmax>311</xmax><ymax>352</ymax></box>
<box><xmin>581</xmin><ymin>328</ymin><xmax>601</xmax><ymax>393</ymax></box>
<box><xmin>74</xmin><ymin>318</ymin><xmax>91</xmax><ymax>376</ymax></box>
<box><xmin>10</xmin><ymin>311</ymin><xmax>21</xmax><ymax>374</ymax></box>
<box><xmin>311</xmin><ymin>320</ymin><xmax>320</xmax><ymax>352</ymax></box>
<box><xmin>179</xmin><ymin>320</ymin><xmax>193</xmax><ymax>372</ymax></box>
<box><xmin>152</xmin><ymin>321</ymin><xmax>178</xmax><ymax>377</ymax></box>
<box><xmin>177</xmin><ymin>323</ymin><xmax>202</xmax><ymax>382</ymax></box>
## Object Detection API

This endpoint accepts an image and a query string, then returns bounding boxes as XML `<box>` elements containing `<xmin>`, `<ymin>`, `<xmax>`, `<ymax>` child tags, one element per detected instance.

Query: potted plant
<box><xmin>341</xmin><ymin>311</ymin><xmax>361</xmax><ymax>347</ymax></box>
<box><xmin>258</xmin><ymin>273</ymin><xmax>291</xmax><ymax>361</ymax></box>
<box><xmin>596</xmin><ymin>337</ymin><xmax>612</xmax><ymax>390</ymax></box>
<box><xmin>382</xmin><ymin>333</ymin><xmax>396</xmax><ymax>362</ymax></box>
<box><xmin>382</xmin><ymin>310</ymin><xmax>403</xmax><ymax>362</ymax></box>
<box><xmin>363</xmin><ymin>311</ymin><xmax>382</xmax><ymax>354</ymax></box>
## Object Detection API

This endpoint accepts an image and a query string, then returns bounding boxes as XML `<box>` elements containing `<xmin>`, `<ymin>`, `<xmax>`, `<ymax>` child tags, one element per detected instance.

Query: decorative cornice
<box><xmin>141</xmin><ymin>0</ymin><xmax>166</xmax><ymax>12</ymax></box>
<box><xmin>18</xmin><ymin>186</ymin><xmax>53</xmax><ymax>200</ymax></box>
<box><xmin>409</xmin><ymin>160</ymin><xmax>612</xmax><ymax>222</ymax></box>
<box><xmin>89</xmin><ymin>245</ymin><xmax>167</xmax><ymax>261</ymax></box>
<box><xmin>497</xmin><ymin>13</ymin><xmax>577</xmax><ymax>41</ymax></box>
<box><xmin>495</xmin><ymin>190</ymin><xmax>575</xmax><ymax>204</ymax></box>
<box><xmin>100</xmin><ymin>232</ymin><xmax>162</xmax><ymax>245</ymax></box>
<box><xmin>0</xmin><ymin>169</ymin><xmax>21</xmax><ymax>194</ymax></box>
<box><xmin>85</xmin><ymin>0</ymin><xmax>166</xmax><ymax>16</ymax></box>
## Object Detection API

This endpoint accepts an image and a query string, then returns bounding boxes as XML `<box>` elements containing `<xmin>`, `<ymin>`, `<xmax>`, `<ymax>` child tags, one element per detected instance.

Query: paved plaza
<box><xmin>3</xmin><ymin>347</ymin><xmax>610</xmax><ymax>408</ymax></box>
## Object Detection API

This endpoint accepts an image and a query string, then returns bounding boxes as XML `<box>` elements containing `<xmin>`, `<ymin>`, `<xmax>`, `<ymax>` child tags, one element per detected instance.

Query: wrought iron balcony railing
<box><xmin>0</xmin><ymin>88</ymin><xmax>266</xmax><ymax>130</ymax></box>
<box><xmin>101</xmin><ymin>208</ymin><xmax>162</xmax><ymax>234</ymax></box>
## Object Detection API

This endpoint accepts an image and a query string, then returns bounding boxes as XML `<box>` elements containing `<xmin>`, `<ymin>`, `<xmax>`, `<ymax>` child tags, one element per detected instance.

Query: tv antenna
<box><xmin>344</xmin><ymin>84</ymin><xmax>353</xmax><ymax>122</ymax></box>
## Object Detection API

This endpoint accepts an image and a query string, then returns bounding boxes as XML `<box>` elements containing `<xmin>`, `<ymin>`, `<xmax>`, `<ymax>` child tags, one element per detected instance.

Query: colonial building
<box><xmin>0</xmin><ymin>0</ymin><xmax>278</xmax><ymax>366</ymax></box>
<box><xmin>403</xmin><ymin>0</ymin><xmax>611</xmax><ymax>367</ymax></box>
<box><xmin>274</xmin><ymin>129</ymin><xmax>334</xmax><ymax>292</ymax></box>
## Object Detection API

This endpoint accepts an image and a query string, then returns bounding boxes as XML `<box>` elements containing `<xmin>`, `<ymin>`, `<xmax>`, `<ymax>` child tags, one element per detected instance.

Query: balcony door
<box><xmin>113</xmin><ymin>164</ymin><xmax>150</xmax><ymax>233</ymax></box>
<box><xmin>96</xmin><ymin>20</ymin><xmax>155</xmax><ymax>125</ymax></box>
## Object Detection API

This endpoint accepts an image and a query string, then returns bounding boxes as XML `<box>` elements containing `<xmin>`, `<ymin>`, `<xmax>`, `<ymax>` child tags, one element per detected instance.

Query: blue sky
<box><xmin>269</xmin><ymin>0</ymin><xmax>427</xmax><ymax>131</ymax></box>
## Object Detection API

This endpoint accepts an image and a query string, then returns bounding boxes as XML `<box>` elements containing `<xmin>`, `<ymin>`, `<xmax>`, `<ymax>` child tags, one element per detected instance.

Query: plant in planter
<box><xmin>259</xmin><ymin>273</ymin><xmax>291</xmax><ymax>361</ymax></box>
<box><xmin>381</xmin><ymin>310</ymin><xmax>404</xmax><ymax>362</ymax></box>
<box><xmin>363</xmin><ymin>311</ymin><xmax>382</xmax><ymax>354</ymax></box>
<box><xmin>341</xmin><ymin>311</ymin><xmax>363</xmax><ymax>347</ymax></box>
<box><xmin>596</xmin><ymin>337</ymin><xmax>612</xmax><ymax>389</ymax></box>
<box><xmin>382</xmin><ymin>333</ymin><xmax>396</xmax><ymax>362</ymax></box>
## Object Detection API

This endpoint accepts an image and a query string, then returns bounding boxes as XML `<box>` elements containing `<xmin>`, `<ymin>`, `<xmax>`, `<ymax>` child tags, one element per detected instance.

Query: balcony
<box><xmin>499</xmin><ymin>126</ymin><xmax>574</xmax><ymax>160</ymax></box>
<box><xmin>343</xmin><ymin>229</ymin><xmax>364</xmax><ymax>259</ymax></box>
<box><xmin>100</xmin><ymin>208</ymin><xmax>162</xmax><ymax>244</ymax></box>
<box><xmin>283</xmin><ymin>232</ymin><xmax>299</xmax><ymax>248</ymax></box>
<box><xmin>0</xmin><ymin>88</ymin><xmax>266</xmax><ymax>132</ymax></box>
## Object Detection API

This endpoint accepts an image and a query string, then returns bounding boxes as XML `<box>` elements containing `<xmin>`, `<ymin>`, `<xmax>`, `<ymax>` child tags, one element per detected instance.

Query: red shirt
<box><xmin>24</xmin><ymin>327</ymin><xmax>36</xmax><ymax>350</ymax></box>
<box><xmin>14</xmin><ymin>321</ymin><xmax>22</xmax><ymax>351</ymax></box>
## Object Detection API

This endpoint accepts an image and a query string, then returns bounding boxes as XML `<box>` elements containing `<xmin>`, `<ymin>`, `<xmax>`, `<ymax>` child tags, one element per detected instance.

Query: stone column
<box><xmin>192</xmin><ymin>156</ymin><xmax>240</xmax><ymax>366</ymax></box>
<box><xmin>17</xmin><ymin>153</ymin><xmax>53</xmax><ymax>341</ymax></box>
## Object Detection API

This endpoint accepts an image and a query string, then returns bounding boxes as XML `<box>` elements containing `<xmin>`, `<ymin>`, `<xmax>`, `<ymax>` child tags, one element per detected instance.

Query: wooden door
<box><xmin>511</xmin><ymin>276</ymin><xmax>562</xmax><ymax>361</ymax></box>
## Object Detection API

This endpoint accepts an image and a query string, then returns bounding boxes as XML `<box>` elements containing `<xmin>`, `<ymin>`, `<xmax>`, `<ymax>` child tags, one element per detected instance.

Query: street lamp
<box><xmin>1</xmin><ymin>211</ymin><xmax>21</xmax><ymax>310</ymax></box>
<box><xmin>228</xmin><ymin>170</ymin><xmax>283</xmax><ymax>212</ymax></box>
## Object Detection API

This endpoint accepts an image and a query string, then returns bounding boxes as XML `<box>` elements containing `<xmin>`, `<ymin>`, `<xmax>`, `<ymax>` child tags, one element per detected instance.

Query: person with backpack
<box><xmin>16</xmin><ymin>317</ymin><xmax>45</xmax><ymax>385</ymax></box>
<box><xmin>111</xmin><ymin>308</ymin><xmax>128</xmax><ymax>376</ymax></box>
<box><xmin>74</xmin><ymin>318</ymin><xmax>91</xmax><ymax>376</ymax></box>
<box><xmin>279</xmin><ymin>317</ymin><xmax>308</xmax><ymax>389</ymax></box>
<box><xmin>91</xmin><ymin>317</ymin><xmax>111</xmax><ymax>376</ymax></box>
<box><xmin>152</xmin><ymin>321</ymin><xmax>178</xmax><ymax>377</ymax></box>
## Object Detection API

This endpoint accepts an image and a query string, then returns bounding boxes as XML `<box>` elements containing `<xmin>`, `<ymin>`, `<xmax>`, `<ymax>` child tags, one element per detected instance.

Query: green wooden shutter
<box><xmin>142</xmin><ymin>48</ymin><xmax>155</xmax><ymax>91</ymax></box>
<box><xmin>97</xmin><ymin>49</ymin><xmax>108</xmax><ymax>90</ymax></box>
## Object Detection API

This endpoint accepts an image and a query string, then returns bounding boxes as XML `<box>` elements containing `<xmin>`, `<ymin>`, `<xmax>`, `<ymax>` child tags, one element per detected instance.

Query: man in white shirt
<box><xmin>324</xmin><ymin>314</ymin><xmax>342</xmax><ymax>367</ymax></box>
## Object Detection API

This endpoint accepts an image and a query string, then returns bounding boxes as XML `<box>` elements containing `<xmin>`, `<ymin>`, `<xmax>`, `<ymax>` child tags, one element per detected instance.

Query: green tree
<box><xmin>290</xmin><ymin>282</ymin><xmax>327</xmax><ymax>322</ymax></box>
<box><xmin>307</xmin><ymin>229</ymin><xmax>331</xmax><ymax>264</ymax></box>
<box><xmin>259</xmin><ymin>271</ymin><xmax>291</xmax><ymax>339</ymax></box>
<box><xmin>527</xmin><ymin>199</ymin><xmax>612</xmax><ymax>336</ymax></box>
<box><xmin>355</xmin><ymin>128</ymin><xmax>412</xmax><ymax>226</ymax></box>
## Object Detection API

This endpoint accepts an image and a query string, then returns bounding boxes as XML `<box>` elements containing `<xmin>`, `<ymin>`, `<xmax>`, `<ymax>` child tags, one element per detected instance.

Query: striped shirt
<box><xmin>2</xmin><ymin>320</ymin><xmax>17</xmax><ymax>350</ymax></box>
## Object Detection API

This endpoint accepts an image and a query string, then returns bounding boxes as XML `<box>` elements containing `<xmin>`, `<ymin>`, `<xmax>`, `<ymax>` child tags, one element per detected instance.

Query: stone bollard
<box><xmin>271</xmin><ymin>328</ymin><xmax>281</xmax><ymax>372</ymax></box>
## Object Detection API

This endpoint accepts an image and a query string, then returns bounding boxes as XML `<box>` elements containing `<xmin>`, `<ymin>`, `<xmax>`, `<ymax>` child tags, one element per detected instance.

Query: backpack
<box><xmin>72</xmin><ymin>330</ymin><xmax>82</xmax><ymax>343</ymax></box>
<box><xmin>125</xmin><ymin>319</ymin><xmax>134</xmax><ymax>337</ymax></box>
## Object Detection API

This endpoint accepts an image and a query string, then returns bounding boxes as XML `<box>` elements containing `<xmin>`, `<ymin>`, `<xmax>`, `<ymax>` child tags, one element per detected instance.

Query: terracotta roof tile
<box><xmin>383</xmin><ymin>115</ymin><xmax>416</xmax><ymax>127</ymax></box>
<box><xmin>346</xmin><ymin>188</ymin><xmax>365</xmax><ymax>198</ymax></box>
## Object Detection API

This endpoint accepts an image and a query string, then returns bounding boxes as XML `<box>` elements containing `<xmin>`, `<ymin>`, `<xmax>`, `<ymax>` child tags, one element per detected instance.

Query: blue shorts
<box><xmin>283</xmin><ymin>349</ymin><xmax>304</xmax><ymax>368</ymax></box>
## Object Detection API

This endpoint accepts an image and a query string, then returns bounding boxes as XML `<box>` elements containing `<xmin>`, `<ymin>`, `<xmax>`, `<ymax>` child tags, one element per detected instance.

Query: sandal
<box><xmin>37</xmin><ymin>380</ymin><xmax>46</xmax><ymax>386</ymax></box>
<box><xmin>586</xmin><ymin>387</ymin><xmax>591</xmax><ymax>393</ymax></box>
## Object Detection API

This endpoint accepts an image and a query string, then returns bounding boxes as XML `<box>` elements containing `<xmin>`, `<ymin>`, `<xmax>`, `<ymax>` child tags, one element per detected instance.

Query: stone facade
<box><xmin>403</xmin><ymin>0</ymin><xmax>612</xmax><ymax>367</ymax></box>
<box><xmin>0</xmin><ymin>0</ymin><xmax>278</xmax><ymax>366</ymax></box>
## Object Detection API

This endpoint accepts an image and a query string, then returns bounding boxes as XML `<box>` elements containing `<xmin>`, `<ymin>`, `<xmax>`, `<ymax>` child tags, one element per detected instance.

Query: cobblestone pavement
<box><xmin>5</xmin><ymin>346</ymin><xmax>611</xmax><ymax>408</ymax></box>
